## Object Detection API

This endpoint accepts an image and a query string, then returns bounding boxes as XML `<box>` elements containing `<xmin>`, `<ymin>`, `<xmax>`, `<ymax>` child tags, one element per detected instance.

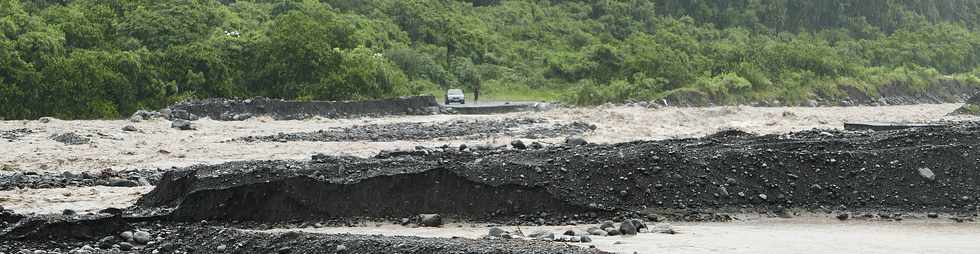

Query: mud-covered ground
<box><xmin>1</xmin><ymin>104</ymin><xmax>979</xmax><ymax>253</ymax></box>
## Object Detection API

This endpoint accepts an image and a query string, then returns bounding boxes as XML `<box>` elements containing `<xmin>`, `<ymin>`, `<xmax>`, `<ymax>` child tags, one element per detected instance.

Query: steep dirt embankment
<box><xmin>138</xmin><ymin>124</ymin><xmax>980</xmax><ymax>222</ymax></box>
<box><xmin>665</xmin><ymin>79</ymin><xmax>979</xmax><ymax>106</ymax></box>
<box><xmin>950</xmin><ymin>92</ymin><xmax>980</xmax><ymax>116</ymax></box>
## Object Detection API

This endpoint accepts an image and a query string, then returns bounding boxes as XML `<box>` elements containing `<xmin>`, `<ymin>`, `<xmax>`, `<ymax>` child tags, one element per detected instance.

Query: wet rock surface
<box><xmin>137</xmin><ymin>123</ymin><xmax>980</xmax><ymax>224</ymax></box>
<box><xmin>168</xmin><ymin>96</ymin><xmax>443</xmax><ymax>121</ymax></box>
<box><xmin>128</xmin><ymin>110</ymin><xmax>161</xmax><ymax>122</ymax></box>
<box><xmin>0</xmin><ymin>213</ymin><xmax>127</xmax><ymax>241</ymax></box>
<box><xmin>1</xmin><ymin>128</ymin><xmax>34</xmax><ymax>142</ymax></box>
<box><xmin>0</xmin><ymin>221</ymin><xmax>601</xmax><ymax>254</ymax></box>
<box><xmin>229</xmin><ymin>118</ymin><xmax>597</xmax><ymax>143</ymax></box>
<box><xmin>169</xmin><ymin>120</ymin><xmax>195</xmax><ymax>130</ymax></box>
<box><xmin>49</xmin><ymin>133</ymin><xmax>90</xmax><ymax>145</ymax></box>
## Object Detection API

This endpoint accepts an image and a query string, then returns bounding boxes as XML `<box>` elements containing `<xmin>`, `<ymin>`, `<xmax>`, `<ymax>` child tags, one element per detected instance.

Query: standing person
<box><xmin>474</xmin><ymin>86</ymin><xmax>480</xmax><ymax>103</ymax></box>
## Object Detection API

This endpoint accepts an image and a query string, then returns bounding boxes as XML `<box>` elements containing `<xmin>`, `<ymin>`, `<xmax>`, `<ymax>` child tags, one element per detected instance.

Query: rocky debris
<box><xmin>230</xmin><ymin>118</ymin><xmax>596</xmax><ymax>143</ymax></box>
<box><xmin>49</xmin><ymin>133</ymin><xmax>90</xmax><ymax>145</ymax></box>
<box><xmin>108</xmin><ymin>178</ymin><xmax>139</xmax><ymax>187</ymax></box>
<box><xmin>917</xmin><ymin>167</ymin><xmax>936</xmax><ymax>181</ymax></box>
<box><xmin>488</xmin><ymin>227</ymin><xmax>507</xmax><ymax>237</ymax></box>
<box><xmin>564</xmin><ymin>136</ymin><xmax>588</xmax><ymax>146</ymax></box>
<box><xmin>836</xmin><ymin>213</ymin><xmax>850</xmax><ymax>220</ymax></box>
<box><xmin>167</xmin><ymin>96</ymin><xmax>443</xmax><ymax>121</ymax></box>
<box><xmin>527</xmin><ymin>230</ymin><xmax>555</xmax><ymax>240</ymax></box>
<box><xmin>97</xmin><ymin>235</ymin><xmax>115</xmax><ymax>249</ymax></box>
<box><xmin>605</xmin><ymin>228</ymin><xmax>621</xmax><ymax>236</ymax></box>
<box><xmin>510</xmin><ymin>140</ymin><xmax>527</xmax><ymax>150</ymax></box>
<box><xmin>587</xmin><ymin>227</ymin><xmax>607</xmax><ymax>236</ymax></box>
<box><xmin>648</xmin><ymin>223</ymin><xmax>676</xmax><ymax>234</ymax></box>
<box><xmin>553</xmin><ymin>235</ymin><xmax>583</xmax><ymax>242</ymax></box>
<box><xmin>37</xmin><ymin>117</ymin><xmax>57</xmax><ymax>123</ymax></box>
<box><xmin>121</xmin><ymin>125</ymin><xmax>138</xmax><ymax>132</ymax></box>
<box><xmin>0</xmin><ymin>214</ymin><xmax>127</xmax><ymax>241</ymax></box>
<box><xmin>0</xmin><ymin>169</ymin><xmax>163</xmax><ymax>190</ymax></box>
<box><xmin>3</xmin><ymin>223</ymin><xmax>602</xmax><ymax>254</ymax></box>
<box><xmin>137</xmin><ymin>123</ymin><xmax>980</xmax><ymax>224</ymax></box>
<box><xmin>1</xmin><ymin>207</ymin><xmax>25</xmax><ymax>229</ymax></box>
<box><xmin>1</xmin><ymin>128</ymin><xmax>34</xmax><ymax>142</ymax></box>
<box><xmin>170</xmin><ymin>120</ymin><xmax>195</xmax><ymax>130</ymax></box>
<box><xmin>417</xmin><ymin>214</ymin><xmax>442</xmax><ymax>227</ymax></box>
<box><xmin>119</xmin><ymin>231</ymin><xmax>133</xmax><ymax>242</ymax></box>
<box><xmin>599</xmin><ymin>221</ymin><xmax>615</xmax><ymax>229</ymax></box>
<box><xmin>529</xmin><ymin>142</ymin><xmax>544</xmax><ymax>149</ymax></box>
<box><xmin>132</xmin><ymin>230</ymin><xmax>150</xmax><ymax>244</ymax></box>
<box><xmin>129</xmin><ymin>110</ymin><xmax>161</xmax><ymax>122</ymax></box>
<box><xmin>448</xmin><ymin>103</ymin><xmax>556</xmax><ymax>115</ymax></box>
<box><xmin>168</xmin><ymin>109</ymin><xmax>199</xmax><ymax>121</ymax></box>
<box><xmin>220</xmin><ymin>112</ymin><xmax>253</xmax><ymax>121</ymax></box>
<box><xmin>563</xmin><ymin>229</ymin><xmax>589</xmax><ymax>237</ymax></box>
<box><xmin>618</xmin><ymin>221</ymin><xmax>637</xmax><ymax>235</ymax></box>
<box><xmin>630</xmin><ymin>219</ymin><xmax>647</xmax><ymax>230</ymax></box>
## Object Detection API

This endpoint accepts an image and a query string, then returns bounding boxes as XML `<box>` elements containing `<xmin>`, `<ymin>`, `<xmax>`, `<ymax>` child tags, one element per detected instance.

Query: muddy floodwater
<box><xmin>1</xmin><ymin>104</ymin><xmax>978</xmax><ymax>253</ymax></box>
<box><xmin>275</xmin><ymin>217</ymin><xmax>980</xmax><ymax>254</ymax></box>
<box><xmin>0</xmin><ymin>104</ymin><xmax>974</xmax><ymax>174</ymax></box>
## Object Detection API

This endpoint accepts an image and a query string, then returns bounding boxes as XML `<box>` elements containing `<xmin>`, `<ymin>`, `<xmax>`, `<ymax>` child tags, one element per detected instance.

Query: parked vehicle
<box><xmin>445</xmin><ymin>89</ymin><xmax>465</xmax><ymax>104</ymax></box>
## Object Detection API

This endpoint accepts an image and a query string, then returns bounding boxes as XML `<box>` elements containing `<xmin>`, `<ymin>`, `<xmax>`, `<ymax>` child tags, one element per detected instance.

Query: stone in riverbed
<box><xmin>565</xmin><ymin>136</ymin><xmax>588</xmax><ymax>146</ymax></box>
<box><xmin>917</xmin><ymin>168</ymin><xmax>935</xmax><ymax>181</ymax></box>
<box><xmin>488</xmin><ymin>227</ymin><xmax>507</xmax><ymax>237</ymax></box>
<box><xmin>587</xmin><ymin>227</ymin><xmax>607</xmax><ymax>236</ymax></box>
<box><xmin>619</xmin><ymin>222</ymin><xmax>637</xmax><ymax>235</ymax></box>
<box><xmin>417</xmin><ymin>214</ymin><xmax>442</xmax><ymax>227</ymax></box>
<box><xmin>171</xmin><ymin>120</ymin><xmax>195</xmax><ymax>130</ymax></box>
<box><xmin>133</xmin><ymin>231</ymin><xmax>151</xmax><ymax>244</ymax></box>
<box><xmin>510</xmin><ymin>140</ymin><xmax>527</xmax><ymax>150</ymax></box>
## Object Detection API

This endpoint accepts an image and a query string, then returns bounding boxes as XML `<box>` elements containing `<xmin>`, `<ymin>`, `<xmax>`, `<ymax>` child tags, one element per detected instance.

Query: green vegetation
<box><xmin>2</xmin><ymin>0</ymin><xmax>980</xmax><ymax>119</ymax></box>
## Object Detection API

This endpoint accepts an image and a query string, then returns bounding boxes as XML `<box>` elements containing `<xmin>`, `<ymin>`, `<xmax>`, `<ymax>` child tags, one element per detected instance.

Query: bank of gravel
<box><xmin>166</xmin><ymin>96</ymin><xmax>443</xmax><ymax>121</ymax></box>
<box><xmin>229</xmin><ymin>118</ymin><xmax>597</xmax><ymax>143</ymax></box>
<box><xmin>0</xmin><ymin>221</ymin><xmax>603</xmax><ymax>254</ymax></box>
<box><xmin>136</xmin><ymin>123</ymin><xmax>980</xmax><ymax>225</ymax></box>
<box><xmin>0</xmin><ymin>128</ymin><xmax>34</xmax><ymax>142</ymax></box>
<box><xmin>3</xmin><ymin>123</ymin><xmax>980</xmax><ymax>253</ymax></box>
<box><xmin>0</xmin><ymin>169</ymin><xmax>163</xmax><ymax>191</ymax></box>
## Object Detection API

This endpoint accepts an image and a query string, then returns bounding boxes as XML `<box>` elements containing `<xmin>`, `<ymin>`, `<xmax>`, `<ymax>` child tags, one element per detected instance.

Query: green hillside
<box><xmin>2</xmin><ymin>0</ymin><xmax>980</xmax><ymax>119</ymax></box>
